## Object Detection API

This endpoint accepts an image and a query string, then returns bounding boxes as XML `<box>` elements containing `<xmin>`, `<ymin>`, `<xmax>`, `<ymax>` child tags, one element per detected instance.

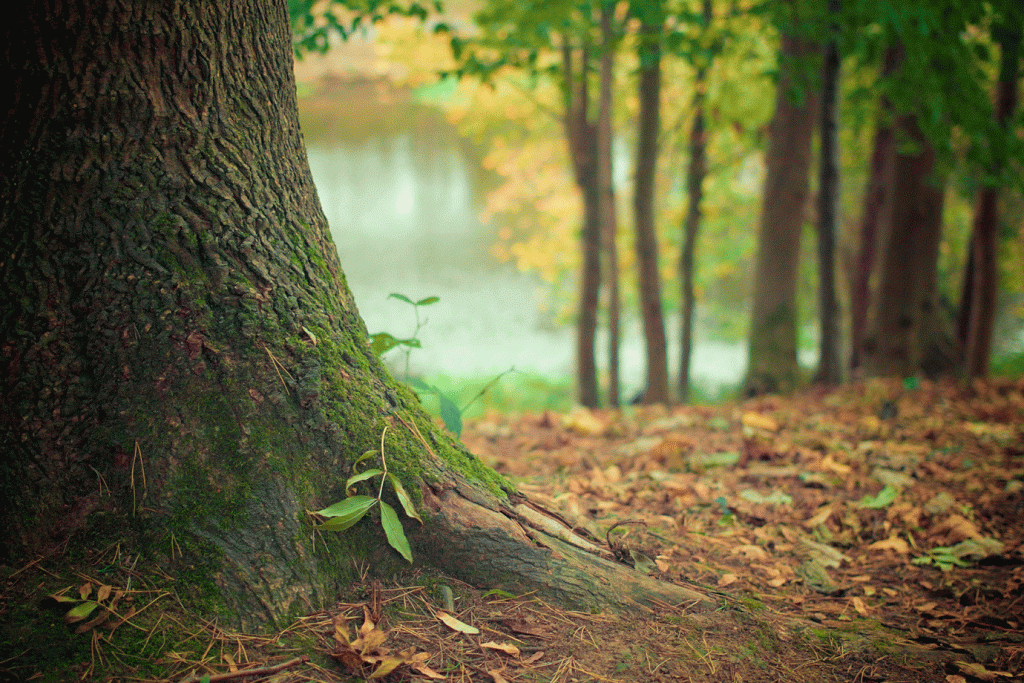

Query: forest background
<box><xmin>290</xmin><ymin>0</ymin><xmax>1024</xmax><ymax>414</ymax></box>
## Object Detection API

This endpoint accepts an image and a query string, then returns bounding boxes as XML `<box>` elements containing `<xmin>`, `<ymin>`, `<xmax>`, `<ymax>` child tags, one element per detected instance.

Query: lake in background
<box><xmin>300</xmin><ymin>91</ymin><xmax>748</xmax><ymax>397</ymax></box>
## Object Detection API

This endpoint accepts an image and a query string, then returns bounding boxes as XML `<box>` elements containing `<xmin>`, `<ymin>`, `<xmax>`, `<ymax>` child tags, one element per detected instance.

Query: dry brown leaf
<box><xmin>851</xmin><ymin>597</ymin><xmax>869</xmax><ymax>616</ymax></box>
<box><xmin>521</xmin><ymin>651</ymin><xmax>544</xmax><ymax>665</ymax></box>
<box><xmin>487</xmin><ymin>669</ymin><xmax>510</xmax><ymax>683</ymax></box>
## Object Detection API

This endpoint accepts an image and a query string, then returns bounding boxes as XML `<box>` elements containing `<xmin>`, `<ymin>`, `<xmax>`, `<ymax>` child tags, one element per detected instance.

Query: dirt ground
<box><xmin>3</xmin><ymin>377</ymin><xmax>1022</xmax><ymax>682</ymax></box>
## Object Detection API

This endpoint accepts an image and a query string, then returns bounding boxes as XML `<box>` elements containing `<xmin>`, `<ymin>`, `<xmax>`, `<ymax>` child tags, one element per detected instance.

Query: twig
<box><xmin>177</xmin><ymin>655</ymin><xmax>309</xmax><ymax>683</ymax></box>
<box><xmin>261</xmin><ymin>344</ymin><xmax>293</xmax><ymax>394</ymax></box>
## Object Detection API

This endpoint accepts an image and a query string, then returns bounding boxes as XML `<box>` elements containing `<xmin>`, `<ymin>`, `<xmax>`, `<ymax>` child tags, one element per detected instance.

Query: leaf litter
<box><xmin>3</xmin><ymin>377</ymin><xmax>1022</xmax><ymax>681</ymax></box>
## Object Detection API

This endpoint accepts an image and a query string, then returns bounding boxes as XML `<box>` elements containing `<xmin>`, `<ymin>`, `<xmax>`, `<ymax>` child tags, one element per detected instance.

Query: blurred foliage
<box><xmin>291</xmin><ymin>0</ymin><xmax>1023</xmax><ymax>354</ymax></box>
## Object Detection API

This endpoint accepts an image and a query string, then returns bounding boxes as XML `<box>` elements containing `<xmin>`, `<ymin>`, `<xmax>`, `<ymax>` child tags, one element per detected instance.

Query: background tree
<box><xmin>962</xmin><ymin>8</ymin><xmax>1022</xmax><ymax>379</ymax></box>
<box><xmin>598</xmin><ymin>0</ymin><xmax>622</xmax><ymax>406</ymax></box>
<box><xmin>631</xmin><ymin>0</ymin><xmax>671</xmax><ymax>404</ymax></box>
<box><xmin>813</xmin><ymin>0</ymin><xmax>842</xmax><ymax>385</ymax></box>
<box><xmin>1</xmin><ymin>0</ymin><xmax>705</xmax><ymax>632</ymax></box>
<box><xmin>678</xmin><ymin>0</ymin><xmax>715</xmax><ymax>403</ymax></box>
<box><xmin>743</xmin><ymin>21</ymin><xmax>818</xmax><ymax>396</ymax></box>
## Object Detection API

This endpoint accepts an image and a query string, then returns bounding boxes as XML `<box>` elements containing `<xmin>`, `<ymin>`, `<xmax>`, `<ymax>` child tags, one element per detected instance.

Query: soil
<box><xmin>2</xmin><ymin>377</ymin><xmax>1021</xmax><ymax>682</ymax></box>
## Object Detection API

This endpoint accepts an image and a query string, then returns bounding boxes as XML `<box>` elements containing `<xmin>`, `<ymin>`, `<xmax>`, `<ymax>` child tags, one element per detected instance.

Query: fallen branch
<box><xmin>178</xmin><ymin>655</ymin><xmax>310</xmax><ymax>683</ymax></box>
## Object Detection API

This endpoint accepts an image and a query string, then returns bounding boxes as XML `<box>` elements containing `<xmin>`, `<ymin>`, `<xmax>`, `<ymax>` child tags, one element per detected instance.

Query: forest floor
<box><xmin>4</xmin><ymin>377</ymin><xmax>1023</xmax><ymax>682</ymax></box>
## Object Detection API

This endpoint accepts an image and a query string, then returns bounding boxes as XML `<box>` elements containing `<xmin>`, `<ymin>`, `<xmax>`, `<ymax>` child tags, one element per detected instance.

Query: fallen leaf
<box><xmin>481</xmin><ymin>641</ymin><xmax>521</xmax><ymax>656</ymax></box>
<box><xmin>955</xmin><ymin>661</ymin><xmax>1013</xmax><ymax>681</ymax></box>
<box><xmin>718</xmin><ymin>573</ymin><xmax>739</xmax><ymax>587</ymax></box>
<box><xmin>742</xmin><ymin>412</ymin><xmax>779</xmax><ymax>432</ymax></box>
<box><xmin>437</xmin><ymin>611</ymin><xmax>479</xmax><ymax>635</ymax></box>
<box><xmin>868</xmin><ymin>536</ymin><xmax>910</xmax><ymax>554</ymax></box>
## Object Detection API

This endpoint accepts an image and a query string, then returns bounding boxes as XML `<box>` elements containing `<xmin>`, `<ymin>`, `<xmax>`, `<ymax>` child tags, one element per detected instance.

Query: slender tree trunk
<box><xmin>679</xmin><ymin>0</ymin><xmax>713</xmax><ymax>403</ymax></box>
<box><xmin>2</xmin><ymin>0</ymin><xmax>709</xmax><ymax>632</ymax></box>
<box><xmin>744</xmin><ymin>32</ymin><xmax>818</xmax><ymax>396</ymax></box>
<box><xmin>598</xmin><ymin>1</ymin><xmax>621</xmax><ymax>406</ymax></box>
<box><xmin>814</xmin><ymin>0</ymin><xmax>843</xmax><ymax>385</ymax></box>
<box><xmin>633</xmin><ymin>0</ymin><xmax>670</xmax><ymax>405</ymax></box>
<box><xmin>862</xmin><ymin>115</ymin><xmax>945</xmax><ymax>377</ymax></box>
<box><xmin>563</xmin><ymin>43</ymin><xmax>602</xmax><ymax>407</ymax></box>
<box><xmin>964</xmin><ymin>17</ymin><xmax>1021</xmax><ymax>378</ymax></box>
<box><xmin>850</xmin><ymin>47</ymin><xmax>898</xmax><ymax>372</ymax></box>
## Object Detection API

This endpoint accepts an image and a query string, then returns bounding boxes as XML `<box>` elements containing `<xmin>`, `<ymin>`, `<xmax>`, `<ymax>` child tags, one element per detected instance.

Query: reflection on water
<box><xmin>301</xmin><ymin>95</ymin><xmax>745</xmax><ymax>391</ymax></box>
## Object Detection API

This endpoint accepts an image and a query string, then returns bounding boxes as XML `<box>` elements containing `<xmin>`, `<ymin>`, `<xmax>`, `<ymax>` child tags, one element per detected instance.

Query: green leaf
<box><xmin>388</xmin><ymin>293</ymin><xmax>414</xmax><ymax>305</ymax></box>
<box><xmin>370</xmin><ymin>332</ymin><xmax>401</xmax><ymax>356</ymax></box>
<box><xmin>388</xmin><ymin>473</ymin><xmax>423</xmax><ymax>523</ymax></box>
<box><xmin>64</xmin><ymin>601</ymin><xmax>100</xmax><ymax>624</ymax></box>
<box><xmin>48</xmin><ymin>593</ymin><xmax>79</xmax><ymax>603</ymax></box>
<box><xmin>858</xmin><ymin>485</ymin><xmax>898</xmax><ymax>509</ymax></box>
<box><xmin>317</xmin><ymin>495</ymin><xmax>378</xmax><ymax>522</ymax></box>
<box><xmin>346</xmin><ymin>469</ymin><xmax>383</xmax><ymax>490</ymax></box>
<box><xmin>353</xmin><ymin>449</ymin><xmax>377</xmax><ymax>468</ymax></box>
<box><xmin>415</xmin><ymin>296</ymin><xmax>440</xmax><ymax>306</ymax></box>
<box><xmin>437</xmin><ymin>393</ymin><xmax>463</xmax><ymax>437</ymax></box>
<box><xmin>380</xmin><ymin>501</ymin><xmax>412</xmax><ymax>562</ymax></box>
<box><xmin>408</xmin><ymin>377</ymin><xmax>435</xmax><ymax>393</ymax></box>
<box><xmin>320</xmin><ymin>498</ymin><xmax>378</xmax><ymax>532</ymax></box>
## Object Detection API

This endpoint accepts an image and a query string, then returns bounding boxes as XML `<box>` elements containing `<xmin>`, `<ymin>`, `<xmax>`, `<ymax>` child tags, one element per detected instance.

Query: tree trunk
<box><xmin>862</xmin><ymin>115</ymin><xmax>945</xmax><ymax>377</ymax></box>
<box><xmin>743</xmin><ymin>32</ymin><xmax>818</xmax><ymax>396</ymax></box>
<box><xmin>814</xmin><ymin>0</ymin><xmax>843</xmax><ymax>385</ymax></box>
<box><xmin>598</xmin><ymin>1</ymin><xmax>621</xmax><ymax>407</ymax></box>
<box><xmin>679</xmin><ymin>0</ymin><xmax>713</xmax><ymax>403</ymax></box>
<box><xmin>963</xmin><ymin>16</ymin><xmax>1021</xmax><ymax>379</ymax></box>
<box><xmin>633</xmin><ymin>0</ymin><xmax>670</xmax><ymax>405</ymax></box>
<box><xmin>563</xmin><ymin>43</ymin><xmax>602</xmax><ymax>407</ymax></box>
<box><xmin>1</xmin><ymin>0</ymin><xmax>708</xmax><ymax>632</ymax></box>
<box><xmin>850</xmin><ymin>47</ymin><xmax>898</xmax><ymax>372</ymax></box>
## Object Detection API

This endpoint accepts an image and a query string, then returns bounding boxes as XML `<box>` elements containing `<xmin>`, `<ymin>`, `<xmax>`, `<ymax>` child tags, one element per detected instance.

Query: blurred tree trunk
<box><xmin>962</xmin><ymin>16</ymin><xmax>1021</xmax><ymax>378</ymax></box>
<box><xmin>598</xmin><ymin>0</ymin><xmax>621</xmax><ymax>406</ymax></box>
<box><xmin>1</xmin><ymin>0</ymin><xmax>717</xmax><ymax>633</ymax></box>
<box><xmin>679</xmin><ymin>0</ymin><xmax>713</xmax><ymax>403</ymax></box>
<box><xmin>744</xmin><ymin>32</ymin><xmax>818</xmax><ymax>396</ymax></box>
<box><xmin>862</xmin><ymin>115</ymin><xmax>946</xmax><ymax>377</ymax></box>
<box><xmin>850</xmin><ymin>47</ymin><xmax>898</xmax><ymax>372</ymax></box>
<box><xmin>814</xmin><ymin>0</ymin><xmax>842</xmax><ymax>385</ymax></box>
<box><xmin>633</xmin><ymin>0</ymin><xmax>670</xmax><ymax>405</ymax></box>
<box><xmin>563</xmin><ymin>43</ymin><xmax>602</xmax><ymax>407</ymax></box>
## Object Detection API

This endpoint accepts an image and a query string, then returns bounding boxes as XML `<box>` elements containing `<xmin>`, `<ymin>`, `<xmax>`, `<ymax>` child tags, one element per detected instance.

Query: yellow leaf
<box><xmin>368</xmin><ymin>656</ymin><xmax>404</xmax><ymax>679</ymax></box>
<box><xmin>481</xmin><ymin>641</ymin><xmax>520</xmax><ymax>657</ymax></box>
<box><xmin>437</xmin><ymin>611</ymin><xmax>479</xmax><ymax>635</ymax></box>
<box><xmin>851</xmin><ymin>597</ymin><xmax>868</xmax><ymax>616</ymax></box>
<box><xmin>741</xmin><ymin>412</ymin><xmax>778</xmax><ymax>432</ymax></box>
<box><xmin>411</xmin><ymin>662</ymin><xmax>447</xmax><ymax>679</ymax></box>
<box><xmin>867</xmin><ymin>536</ymin><xmax>910</xmax><ymax>554</ymax></box>
<box><xmin>718</xmin><ymin>573</ymin><xmax>739</xmax><ymax>587</ymax></box>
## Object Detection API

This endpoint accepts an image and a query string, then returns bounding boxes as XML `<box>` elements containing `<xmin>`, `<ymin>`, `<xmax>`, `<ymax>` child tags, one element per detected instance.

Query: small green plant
<box><xmin>369</xmin><ymin>293</ymin><xmax>438</xmax><ymax>376</ymax></box>
<box><xmin>315</xmin><ymin>427</ymin><xmax>422</xmax><ymax>562</ymax></box>
<box><xmin>368</xmin><ymin>292</ymin><xmax>507</xmax><ymax>438</ymax></box>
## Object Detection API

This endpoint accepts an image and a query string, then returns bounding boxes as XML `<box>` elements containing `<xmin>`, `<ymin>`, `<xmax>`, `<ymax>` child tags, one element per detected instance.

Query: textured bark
<box><xmin>964</xmin><ymin>17</ymin><xmax>1021</xmax><ymax>379</ymax></box>
<box><xmin>1</xmin><ymin>0</ymin><xmax>709</xmax><ymax>632</ymax></box>
<box><xmin>744</xmin><ymin>32</ymin><xmax>818</xmax><ymax>396</ymax></box>
<box><xmin>679</xmin><ymin>0</ymin><xmax>712</xmax><ymax>404</ymax></box>
<box><xmin>633</xmin><ymin>0</ymin><xmax>670</xmax><ymax>405</ymax></box>
<box><xmin>813</xmin><ymin>0</ymin><xmax>842</xmax><ymax>385</ymax></box>
<box><xmin>563</xmin><ymin>43</ymin><xmax>602</xmax><ymax>408</ymax></box>
<box><xmin>597</xmin><ymin>2</ymin><xmax>621</xmax><ymax>407</ymax></box>
<box><xmin>850</xmin><ymin>47</ymin><xmax>898</xmax><ymax>372</ymax></box>
<box><xmin>862</xmin><ymin>116</ymin><xmax>945</xmax><ymax>377</ymax></box>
